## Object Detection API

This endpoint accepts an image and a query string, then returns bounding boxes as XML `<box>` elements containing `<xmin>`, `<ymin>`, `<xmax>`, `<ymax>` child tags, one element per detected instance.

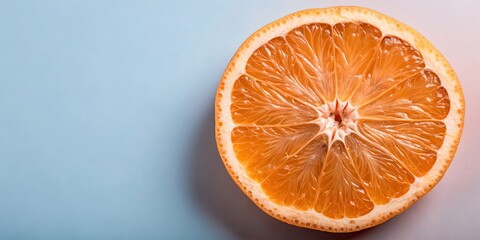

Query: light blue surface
<box><xmin>1</xmin><ymin>1</ymin><xmax>479</xmax><ymax>239</ymax></box>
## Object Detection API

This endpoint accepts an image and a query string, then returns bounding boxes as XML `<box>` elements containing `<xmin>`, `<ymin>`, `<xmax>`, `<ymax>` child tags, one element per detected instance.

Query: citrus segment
<box><xmin>245</xmin><ymin>37</ymin><xmax>326</xmax><ymax>107</ymax></box>
<box><xmin>231</xmin><ymin>124</ymin><xmax>319</xmax><ymax>182</ymax></box>
<box><xmin>231</xmin><ymin>75</ymin><xmax>318</xmax><ymax>125</ymax></box>
<box><xmin>261</xmin><ymin>134</ymin><xmax>328</xmax><ymax>210</ymax></box>
<box><xmin>332</xmin><ymin>22</ymin><xmax>381</xmax><ymax>102</ymax></box>
<box><xmin>314</xmin><ymin>141</ymin><xmax>374</xmax><ymax>218</ymax></box>
<box><xmin>358</xmin><ymin>69</ymin><xmax>450</xmax><ymax>119</ymax></box>
<box><xmin>285</xmin><ymin>24</ymin><xmax>336</xmax><ymax>102</ymax></box>
<box><xmin>345</xmin><ymin>133</ymin><xmax>415</xmax><ymax>204</ymax></box>
<box><xmin>350</xmin><ymin>36</ymin><xmax>425</xmax><ymax>106</ymax></box>
<box><xmin>356</xmin><ymin>120</ymin><xmax>446</xmax><ymax>176</ymax></box>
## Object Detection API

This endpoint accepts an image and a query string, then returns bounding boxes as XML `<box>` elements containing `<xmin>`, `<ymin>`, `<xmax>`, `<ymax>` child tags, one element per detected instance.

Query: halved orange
<box><xmin>215</xmin><ymin>6</ymin><xmax>465</xmax><ymax>232</ymax></box>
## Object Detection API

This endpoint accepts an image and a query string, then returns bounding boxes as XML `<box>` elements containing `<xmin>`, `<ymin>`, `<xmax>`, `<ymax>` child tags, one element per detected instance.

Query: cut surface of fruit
<box><xmin>215</xmin><ymin>6</ymin><xmax>464</xmax><ymax>232</ymax></box>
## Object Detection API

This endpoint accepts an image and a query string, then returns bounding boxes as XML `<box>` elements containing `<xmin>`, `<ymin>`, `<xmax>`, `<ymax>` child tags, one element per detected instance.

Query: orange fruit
<box><xmin>215</xmin><ymin>6</ymin><xmax>465</xmax><ymax>232</ymax></box>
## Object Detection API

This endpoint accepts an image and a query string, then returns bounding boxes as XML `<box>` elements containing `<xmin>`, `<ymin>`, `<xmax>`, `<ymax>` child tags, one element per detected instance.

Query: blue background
<box><xmin>1</xmin><ymin>1</ymin><xmax>479</xmax><ymax>239</ymax></box>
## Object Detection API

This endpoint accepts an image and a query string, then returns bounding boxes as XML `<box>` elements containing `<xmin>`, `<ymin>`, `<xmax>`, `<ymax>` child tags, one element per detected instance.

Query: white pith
<box><xmin>215</xmin><ymin>7</ymin><xmax>464</xmax><ymax>231</ymax></box>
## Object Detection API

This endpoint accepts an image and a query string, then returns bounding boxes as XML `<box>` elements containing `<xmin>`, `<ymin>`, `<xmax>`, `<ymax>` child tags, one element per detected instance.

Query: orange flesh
<box><xmin>230</xmin><ymin>22</ymin><xmax>450</xmax><ymax>219</ymax></box>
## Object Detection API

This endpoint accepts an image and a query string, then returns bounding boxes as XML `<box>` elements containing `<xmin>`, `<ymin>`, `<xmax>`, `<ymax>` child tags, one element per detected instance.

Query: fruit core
<box><xmin>319</xmin><ymin>100</ymin><xmax>358</xmax><ymax>145</ymax></box>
